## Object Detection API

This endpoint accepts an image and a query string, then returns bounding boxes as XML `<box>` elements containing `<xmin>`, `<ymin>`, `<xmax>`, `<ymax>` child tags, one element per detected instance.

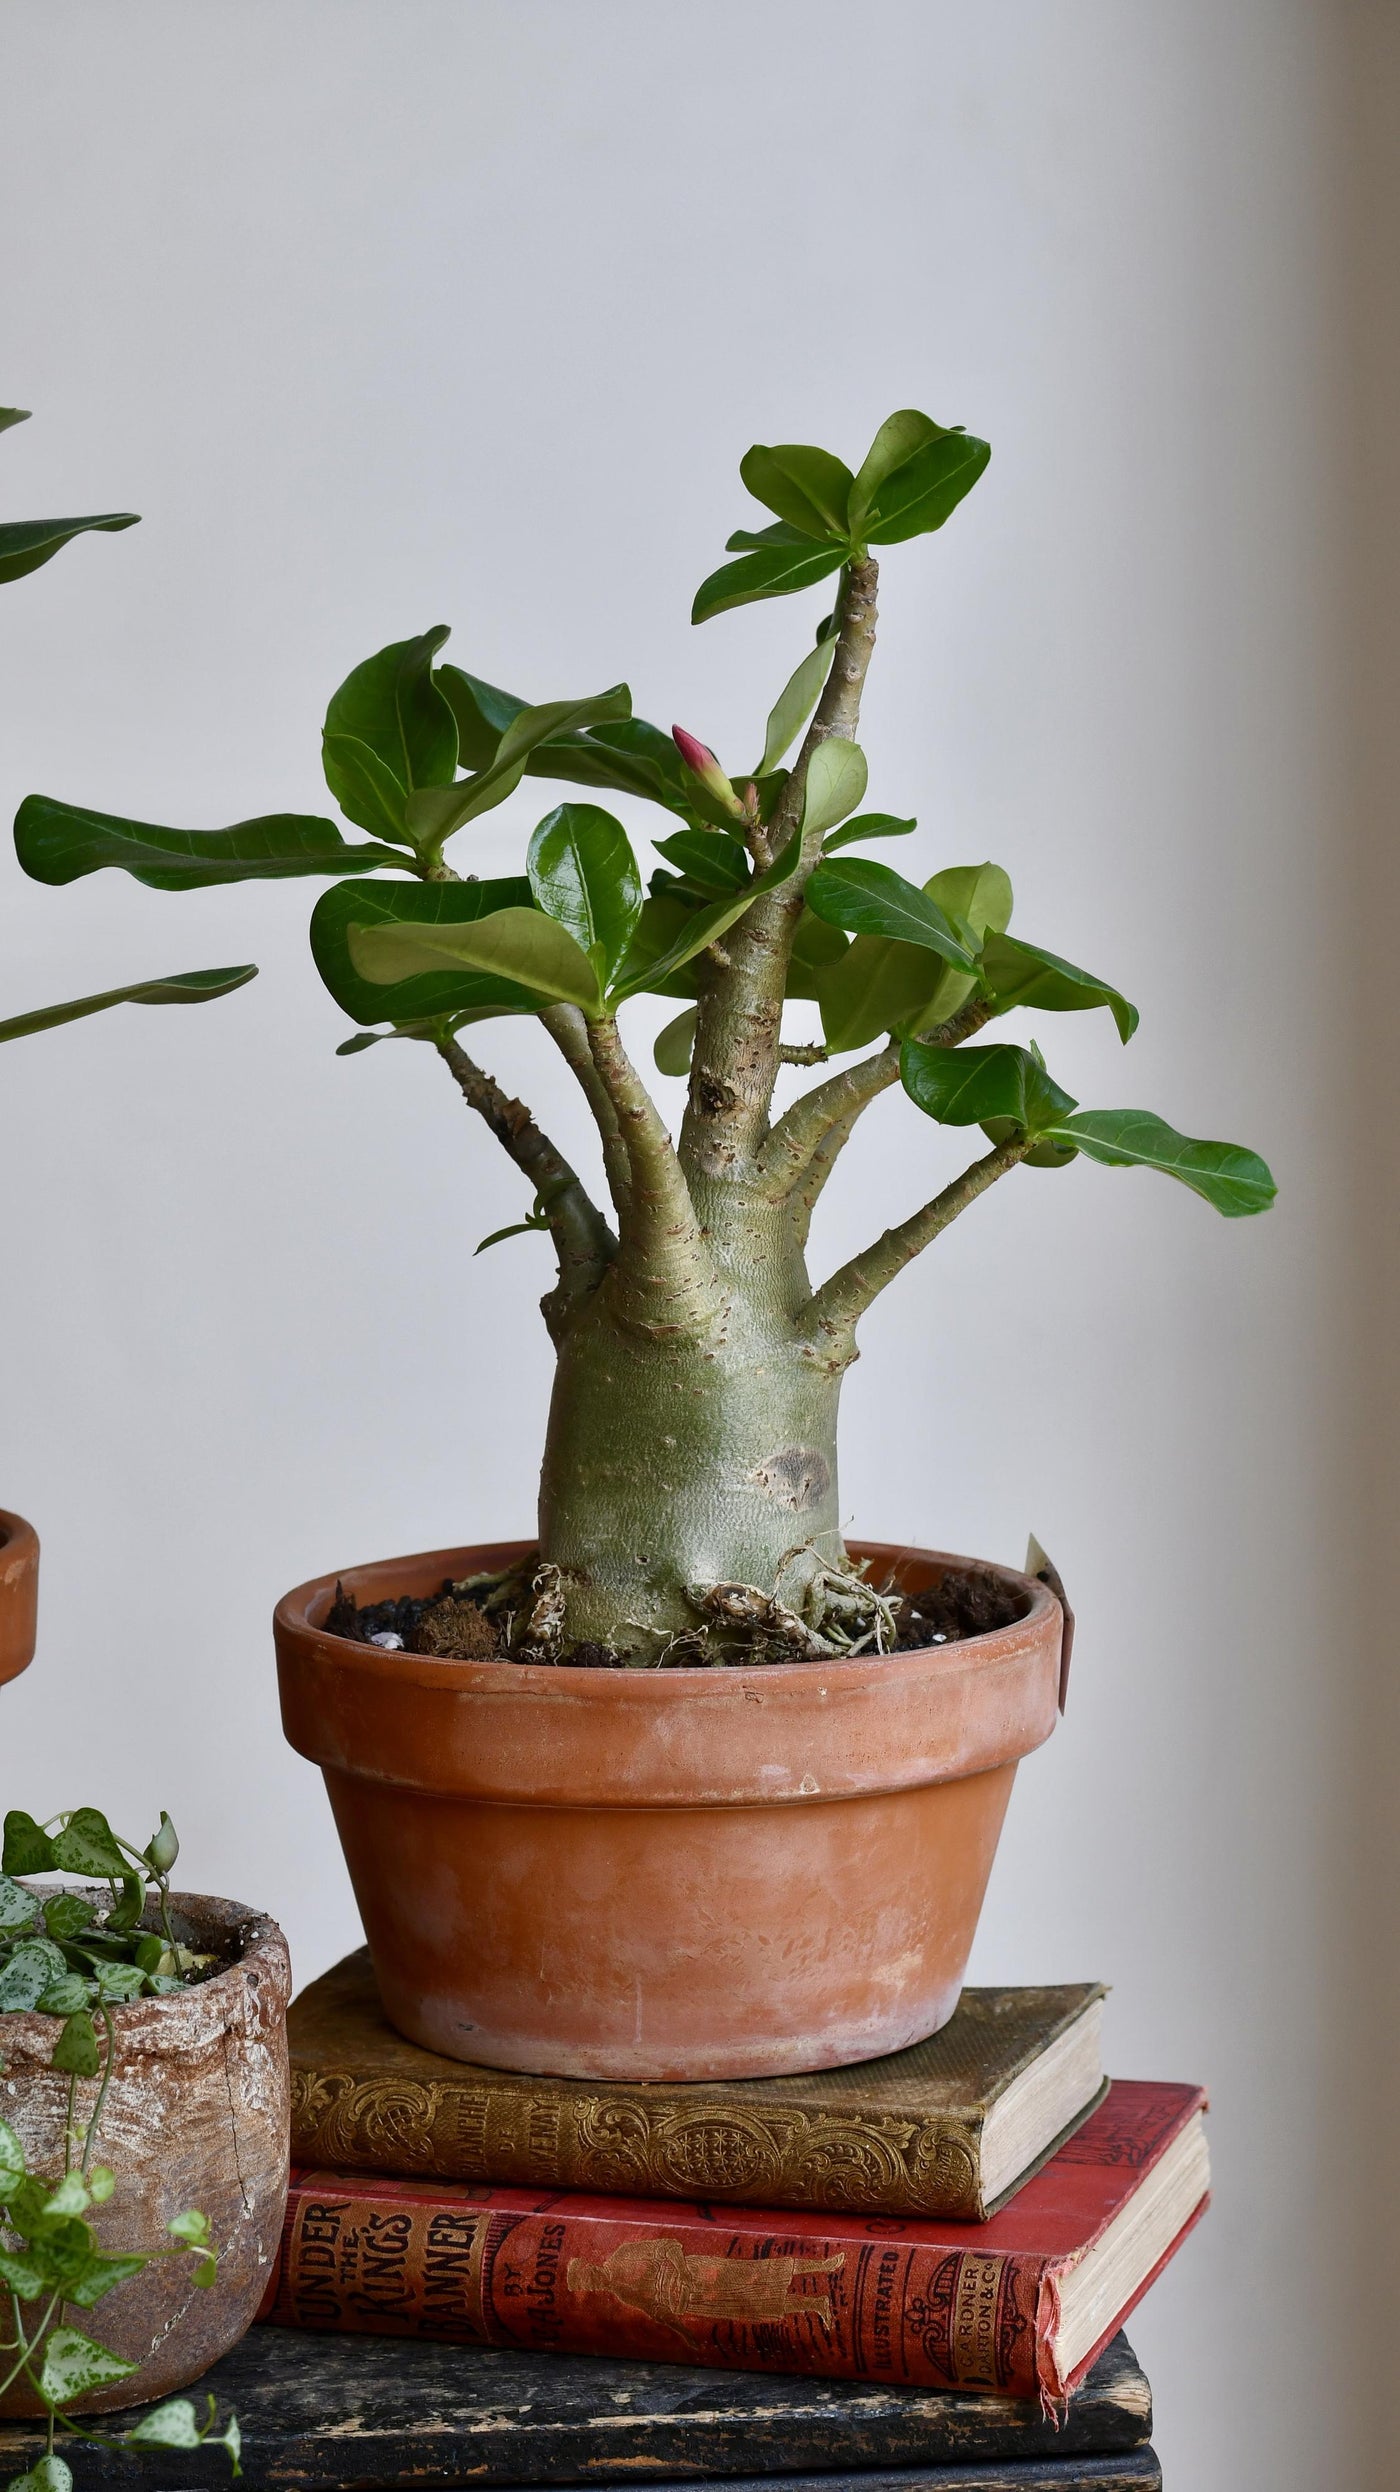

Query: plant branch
<box><xmin>585</xmin><ymin>1015</ymin><xmax>722</xmax><ymax>1335</ymax></box>
<box><xmin>760</xmin><ymin>993</ymin><xmax>995</xmax><ymax>1205</ymax></box>
<box><xmin>801</xmin><ymin>1130</ymin><xmax>1032</xmax><ymax>1350</ymax></box>
<box><xmin>679</xmin><ymin>556</ymin><xmax>880</xmax><ymax>1188</ymax></box>
<box><xmin>437</xmin><ymin>1034</ymin><xmax>616</xmax><ymax>1332</ymax></box>
<box><xmin>540</xmin><ymin>1002</ymin><xmax>633</xmax><ymax>1213</ymax></box>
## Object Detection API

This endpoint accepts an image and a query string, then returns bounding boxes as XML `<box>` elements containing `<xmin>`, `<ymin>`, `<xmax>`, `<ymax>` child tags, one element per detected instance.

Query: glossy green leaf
<box><xmin>0</xmin><ymin>964</ymin><xmax>258</xmax><ymax>1047</ymax></box>
<box><xmin>15</xmin><ymin>794</ymin><xmax>404</xmax><ymax>890</ymax></box>
<box><xmin>0</xmin><ymin>407</ymin><xmax>31</xmax><ymax>436</ymax></box>
<box><xmin>653</xmin><ymin>828</ymin><xmax>750</xmax><ymax>893</ymax></box>
<box><xmin>816</xmin><ymin>938</ymin><xmax>952</xmax><ymax>1053</ymax></box>
<box><xmin>723</xmin><ymin>520</ymin><xmax>814</xmax><ymax>552</ymax></box>
<box><xmin>848</xmin><ymin>410</ymin><xmax>950</xmax><ymax>539</ymax></box>
<box><xmin>609</xmin><ymin>894</ymin><xmax>704</xmax><ymax>1002</ymax></box>
<box><xmin>783</xmin><ymin>907</ymin><xmax>849</xmax><ymax>1002</ymax></box>
<box><xmin>322</xmin><ymin>629</ymin><xmax>458</xmax><ymax>834</ymax></box>
<box><xmin>755</xmin><ymin>628</ymin><xmax>837</xmax><ymax>776</ymax></box>
<box><xmin>2</xmin><ymin>1814</ymin><xmax>54</xmax><ymax>1875</ymax></box>
<box><xmin>820</xmin><ymin>810</ymin><xmax>916</xmax><ymax>855</ymax></box>
<box><xmin>309</xmin><ymin>874</ymin><xmax>535</xmax><ymax>1025</ymax></box>
<box><xmin>900</xmin><ymin>1038</ymin><xmax>1076</xmax><ymax>1129</ymax></box>
<box><xmin>861</xmin><ymin>425</ymin><xmax>991</xmax><ymax>545</ymax></box>
<box><xmin>406</xmin><ymin>685</ymin><xmax>632</xmax><ymax>850</ymax></box>
<box><xmin>610</xmin><ymin>836</ymin><xmax>802</xmax><ymax>1002</ymax></box>
<box><xmin>800</xmin><ymin>739</ymin><xmax>868</xmax><ymax>839</ymax></box>
<box><xmin>39</xmin><ymin>2324</ymin><xmax>139</xmax><ymax>2405</ymax></box>
<box><xmin>439</xmin><ymin>669</ymin><xmax>689</xmax><ymax>814</ymax></box>
<box><xmin>350</xmin><ymin>905</ymin><xmax>603</xmax><ymax>1013</ymax></box>
<box><xmin>0</xmin><ymin>511</ymin><xmax>139</xmax><ymax>587</ymax></box>
<box><xmin>1051</xmin><ymin>1110</ymin><xmax>1276</xmax><ymax>1215</ymax></box>
<box><xmin>692</xmin><ymin>537</ymin><xmax>846</xmax><ymax>626</ymax></box>
<box><xmin>739</xmin><ymin>443</ymin><xmax>854</xmax><ymax>542</ymax></box>
<box><xmin>929</xmin><ymin>861</ymin><xmax>1015</xmax><ymax>942</ymax></box>
<box><xmin>806</xmin><ymin>856</ymin><xmax>977</xmax><ymax>967</ymax></box>
<box><xmin>527</xmin><ymin>805</ymin><xmax>641</xmax><ymax>977</ymax></box>
<box><xmin>980</xmin><ymin>930</ymin><xmax>1138</xmax><ymax>1042</ymax></box>
<box><xmin>51</xmin><ymin>1808</ymin><xmax>127</xmax><ymax>1880</ymax></box>
<box><xmin>653</xmin><ymin>1005</ymin><xmax>698</xmax><ymax>1076</ymax></box>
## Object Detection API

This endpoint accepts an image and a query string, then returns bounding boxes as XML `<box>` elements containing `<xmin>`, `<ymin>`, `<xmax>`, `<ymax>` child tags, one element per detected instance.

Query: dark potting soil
<box><xmin>324</xmin><ymin>1563</ymin><xmax>1027</xmax><ymax>1669</ymax></box>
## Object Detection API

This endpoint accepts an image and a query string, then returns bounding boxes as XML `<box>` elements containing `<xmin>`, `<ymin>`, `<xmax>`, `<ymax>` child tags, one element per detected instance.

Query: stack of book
<box><xmin>260</xmin><ymin>1952</ymin><xmax>1207</xmax><ymax>2414</ymax></box>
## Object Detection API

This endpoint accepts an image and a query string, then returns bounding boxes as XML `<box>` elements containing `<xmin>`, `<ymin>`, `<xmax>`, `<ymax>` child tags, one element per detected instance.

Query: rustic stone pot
<box><xmin>0</xmin><ymin>1893</ymin><xmax>290</xmax><ymax>2417</ymax></box>
<box><xmin>0</xmin><ymin>1510</ymin><xmax>38</xmax><ymax>1688</ymax></box>
<box><xmin>276</xmin><ymin>1538</ymin><xmax>1064</xmax><ymax>2083</ymax></box>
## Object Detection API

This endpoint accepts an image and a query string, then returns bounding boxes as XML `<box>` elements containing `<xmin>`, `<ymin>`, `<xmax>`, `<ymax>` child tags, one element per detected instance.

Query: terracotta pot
<box><xmin>0</xmin><ymin>1894</ymin><xmax>290</xmax><ymax>2417</ymax></box>
<box><xmin>0</xmin><ymin>1509</ymin><xmax>38</xmax><ymax>1687</ymax></box>
<box><xmin>277</xmin><ymin>1540</ymin><xmax>1063</xmax><ymax>2083</ymax></box>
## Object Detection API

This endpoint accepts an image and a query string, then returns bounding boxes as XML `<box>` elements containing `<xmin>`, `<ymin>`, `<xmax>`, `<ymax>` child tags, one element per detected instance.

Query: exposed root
<box><xmin>686</xmin><ymin>1544</ymin><xmax>904</xmax><ymax>1664</ymax></box>
<box><xmin>451</xmin><ymin>1557</ymin><xmax>567</xmax><ymax>1662</ymax></box>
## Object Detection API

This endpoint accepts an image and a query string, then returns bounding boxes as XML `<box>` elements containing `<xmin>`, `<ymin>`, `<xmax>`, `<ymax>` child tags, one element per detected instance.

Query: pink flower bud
<box><xmin>671</xmin><ymin>725</ymin><xmax>745</xmax><ymax>818</ymax></box>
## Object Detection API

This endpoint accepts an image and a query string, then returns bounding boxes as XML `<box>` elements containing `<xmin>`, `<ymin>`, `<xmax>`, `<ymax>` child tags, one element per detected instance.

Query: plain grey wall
<box><xmin>1</xmin><ymin>5</ymin><xmax>1384</xmax><ymax>2483</ymax></box>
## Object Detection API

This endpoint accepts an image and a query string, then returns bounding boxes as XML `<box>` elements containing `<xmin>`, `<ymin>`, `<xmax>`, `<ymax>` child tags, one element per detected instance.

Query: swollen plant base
<box><xmin>275</xmin><ymin>1538</ymin><xmax>1064</xmax><ymax>2082</ymax></box>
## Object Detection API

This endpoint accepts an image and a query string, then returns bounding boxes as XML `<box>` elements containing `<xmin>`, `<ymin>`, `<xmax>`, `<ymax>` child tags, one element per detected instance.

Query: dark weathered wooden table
<box><xmin>0</xmin><ymin>2328</ymin><xmax>1161</xmax><ymax>2490</ymax></box>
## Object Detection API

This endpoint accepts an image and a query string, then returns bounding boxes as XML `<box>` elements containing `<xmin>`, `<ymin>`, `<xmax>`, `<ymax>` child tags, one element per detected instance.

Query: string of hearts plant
<box><xmin>0</xmin><ymin>1810</ymin><xmax>240</xmax><ymax>2492</ymax></box>
<box><xmin>15</xmin><ymin>410</ymin><xmax>1276</xmax><ymax>1662</ymax></box>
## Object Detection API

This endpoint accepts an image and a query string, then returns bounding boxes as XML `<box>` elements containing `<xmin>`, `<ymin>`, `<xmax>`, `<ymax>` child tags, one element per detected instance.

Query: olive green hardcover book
<box><xmin>289</xmin><ymin>1953</ymin><xmax>1107</xmax><ymax>2221</ymax></box>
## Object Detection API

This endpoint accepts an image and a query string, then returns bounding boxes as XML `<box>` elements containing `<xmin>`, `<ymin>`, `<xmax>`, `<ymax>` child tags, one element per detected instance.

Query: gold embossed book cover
<box><xmin>290</xmin><ymin>1953</ymin><xmax>1107</xmax><ymax>2219</ymax></box>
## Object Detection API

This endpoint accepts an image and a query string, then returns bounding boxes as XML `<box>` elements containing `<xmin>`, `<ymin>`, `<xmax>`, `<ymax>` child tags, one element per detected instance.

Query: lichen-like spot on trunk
<box><xmin>746</xmin><ymin>1446</ymin><xmax>833</xmax><ymax>1511</ymax></box>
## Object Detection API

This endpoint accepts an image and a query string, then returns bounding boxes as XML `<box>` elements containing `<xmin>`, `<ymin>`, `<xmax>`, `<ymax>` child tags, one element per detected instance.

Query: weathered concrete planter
<box><xmin>276</xmin><ymin>1538</ymin><xmax>1064</xmax><ymax>2083</ymax></box>
<box><xmin>0</xmin><ymin>1894</ymin><xmax>290</xmax><ymax>2417</ymax></box>
<box><xmin>0</xmin><ymin>1510</ymin><xmax>38</xmax><ymax>1688</ymax></box>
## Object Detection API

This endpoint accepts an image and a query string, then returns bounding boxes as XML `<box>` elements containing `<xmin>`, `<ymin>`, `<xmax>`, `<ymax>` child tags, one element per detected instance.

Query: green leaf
<box><xmin>35</xmin><ymin>1975</ymin><xmax>93</xmax><ymax>2017</ymax></box>
<box><xmin>755</xmin><ymin>629</ymin><xmax>837</xmax><ymax>776</ymax></box>
<box><xmin>66</xmin><ymin>2251</ymin><xmax>149</xmax><ymax>2308</ymax></box>
<box><xmin>0</xmin><ymin>2118</ymin><xmax>27</xmax><ymax>2189</ymax></box>
<box><xmin>405</xmin><ymin>685</ymin><xmax>632</xmax><ymax>851</ymax></box>
<box><xmin>93</xmin><ymin>1962</ymin><xmax>146</xmax><ymax>2003</ymax></box>
<box><xmin>310</xmin><ymin>874</ymin><xmax>536</xmax><ymax>1025</ymax></box>
<box><xmin>0</xmin><ymin>1874</ymin><xmax>38</xmax><ymax>1934</ymax></box>
<box><xmin>439</xmin><ymin>671</ymin><xmax>689</xmax><ymax>815</ymax></box>
<box><xmin>806</xmin><ymin>857</ymin><xmax>977</xmax><ymax>967</ymax></box>
<box><xmin>861</xmin><ymin>425</ymin><xmax>991</xmax><ymax>546</ymax></box>
<box><xmin>166</xmin><ymin>2208</ymin><xmax>211</xmax><ymax>2244</ymax></box>
<box><xmin>979</xmin><ymin>930</ymin><xmax>1139</xmax><ymax>1042</ymax></box>
<box><xmin>87</xmin><ymin>2165</ymin><xmax>115</xmax><ymax>2203</ymax></box>
<box><xmin>653</xmin><ymin>1005</ymin><xmax>698</xmax><ymax>1076</ymax></box>
<box><xmin>0</xmin><ymin>512</ymin><xmax>139</xmax><ymax>587</ymax></box>
<box><xmin>1051</xmin><ymin>1110</ymin><xmax>1277</xmax><ymax>1215</ymax></box>
<box><xmin>0</xmin><ymin>964</ymin><xmax>259</xmax><ymax>1047</ymax></box>
<box><xmin>848</xmin><ymin>410</ymin><xmax>949</xmax><ymax>539</ymax></box>
<box><xmin>652</xmin><ymin>829</ymin><xmax>750</xmax><ymax>894</ymax></box>
<box><xmin>349</xmin><ymin>905</ymin><xmax>603</xmax><ymax>1013</ymax></box>
<box><xmin>0</xmin><ymin>2245</ymin><xmax>47</xmax><ymax>2298</ymax></box>
<box><xmin>50</xmin><ymin>1809</ymin><xmax>127</xmax><ymax>1881</ymax></box>
<box><xmin>104</xmin><ymin>1866</ymin><xmax>147</xmax><ymax>1934</ymax></box>
<box><xmin>144</xmin><ymin>1812</ymin><xmax>179</xmax><ymax>1875</ymax></box>
<box><xmin>193</xmin><ymin>2255</ymin><xmax>220</xmax><ymax>2289</ymax></box>
<box><xmin>39</xmin><ymin>2324</ymin><xmax>139</xmax><ymax>2405</ymax></box>
<box><xmin>821</xmin><ymin>811</ymin><xmax>916</xmax><ymax>855</ymax></box>
<box><xmin>527</xmin><ymin>805</ymin><xmax>642</xmax><ymax>977</ymax></box>
<box><xmin>15</xmin><ymin>795</ymin><xmax>404</xmax><ymax>890</ymax></box>
<box><xmin>610</xmin><ymin>836</ymin><xmax>803</xmax><ymax>1002</ymax></box>
<box><xmin>41</xmin><ymin>1893</ymin><xmax>94</xmax><ymax>1941</ymax></box>
<box><xmin>41</xmin><ymin>2173</ymin><xmax>91</xmax><ymax>2217</ymax></box>
<box><xmin>435</xmin><ymin>665</ymin><xmax>524</xmax><ymax>769</ymax></box>
<box><xmin>321</xmin><ymin>628</ymin><xmax>458</xmax><ymax>833</ymax></box>
<box><xmin>2</xmin><ymin>1814</ymin><xmax>53</xmax><ymax>1875</ymax></box>
<box><xmin>474</xmin><ymin>1216</ymin><xmax>547</xmax><ymax>1256</ymax></box>
<box><xmin>928</xmin><ymin>861</ymin><xmax>1015</xmax><ymax>942</ymax></box>
<box><xmin>724</xmin><ymin>520</ymin><xmax>815</xmax><ymax>552</ymax></box>
<box><xmin>49</xmin><ymin>2010</ymin><xmax>101</xmax><ymax>2078</ymax></box>
<box><xmin>800</xmin><ymin>739</ymin><xmax>868</xmax><ymax>839</ymax></box>
<box><xmin>784</xmin><ymin>906</ymin><xmax>849</xmax><ymax>1002</ymax></box>
<box><xmin>739</xmin><ymin>443</ymin><xmax>855</xmax><ymax>542</ymax></box>
<box><xmin>899</xmin><ymin>1038</ymin><xmax>1076</xmax><ymax>1130</ymax></box>
<box><xmin>0</xmin><ymin>1940</ymin><xmax>69</xmax><ymax>2011</ymax></box>
<box><xmin>7</xmin><ymin>2454</ymin><xmax>74</xmax><ymax>2492</ymax></box>
<box><xmin>0</xmin><ymin>407</ymin><xmax>32</xmax><ymax>434</ymax></box>
<box><xmin>125</xmin><ymin>2399</ymin><xmax>204</xmax><ymax>2449</ymax></box>
<box><xmin>692</xmin><ymin>537</ymin><xmax>846</xmax><ymax>626</ymax></box>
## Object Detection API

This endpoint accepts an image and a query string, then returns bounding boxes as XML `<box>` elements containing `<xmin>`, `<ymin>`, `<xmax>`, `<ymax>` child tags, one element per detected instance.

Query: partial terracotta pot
<box><xmin>0</xmin><ymin>1509</ymin><xmax>39</xmax><ymax>1687</ymax></box>
<box><xmin>277</xmin><ymin>1540</ymin><xmax>1063</xmax><ymax>2083</ymax></box>
<box><xmin>0</xmin><ymin>1894</ymin><xmax>290</xmax><ymax>2418</ymax></box>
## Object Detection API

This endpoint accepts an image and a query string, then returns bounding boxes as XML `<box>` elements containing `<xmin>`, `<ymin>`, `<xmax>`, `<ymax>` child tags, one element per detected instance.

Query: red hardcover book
<box><xmin>259</xmin><ymin>2078</ymin><xmax>1208</xmax><ymax>2407</ymax></box>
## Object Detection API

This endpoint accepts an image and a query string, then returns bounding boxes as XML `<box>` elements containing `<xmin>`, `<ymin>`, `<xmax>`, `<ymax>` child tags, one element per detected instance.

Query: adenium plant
<box><xmin>0</xmin><ymin>409</ymin><xmax>253</xmax><ymax>1050</ymax></box>
<box><xmin>15</xmin><ymin>410</ymin><xmax>1275</xmax><ymax>1660</ymax></box>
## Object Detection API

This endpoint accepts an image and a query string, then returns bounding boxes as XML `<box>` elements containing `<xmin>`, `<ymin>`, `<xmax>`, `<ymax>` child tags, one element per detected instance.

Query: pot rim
<box><xmin>274</xmin><ymin>1534</ymin><xmax>1060</xmax><ymax>1695</ymax></box>
<box><xmin>0</xmin><ymin>1892</ymin><xmax>289</xmax><ymax>2064</ymax></box>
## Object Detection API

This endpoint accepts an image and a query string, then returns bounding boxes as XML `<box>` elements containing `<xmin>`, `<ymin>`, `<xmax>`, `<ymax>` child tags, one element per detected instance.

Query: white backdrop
<box><xmin>0</xmin><ymin>6</ymin><xmax>1379</xmax><ymax>2484</ymax></box>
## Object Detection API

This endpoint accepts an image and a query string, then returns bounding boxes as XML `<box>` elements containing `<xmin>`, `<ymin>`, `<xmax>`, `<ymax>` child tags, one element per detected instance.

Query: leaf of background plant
<box><xmin>653</xmin><ymin>1005</ymin><xmax>698</xmax><ymax>1076</ymax></box>
<box><xmin>0</xmin><ymin>1941</ymin><xmax>69</xmax><ymax>2012</ymax></box>
<box><xmin>0</xmin><ymin>2245</ymin><xmax>46</xmax><ymax>2299</ymax></box>
<box><xmin>1049</xmin><ymin>1109</ymin><xmax>1276</xmax><ymax>1214</ymax></box>
<box><xmin>527</xmin><ymin>805</ymin><xmax>642</xmax><ymax>976</ymax></box>
<box><xmin>2</xmin><ymin>1813</ymin><xmax>55</xmax><ymax>1875</ymax></box>
<box><xmin>820</xmin><ymin>810</ymin><xmax>917</xmax><ymax>855</ymax></box>
<box><xmin>350</xmin><ymin>905</ymin><xmax>603</xmax><ymax>1013</ymax></box>
<box><xmin>610</xmin><ymin>836</ymin><xmax>802</xmax><ymax>1001</ymax></box>
<box><xmin>124</xmin><ymin>2400</ymin><xmax>205</xmax><ymax>2449</ymax></box>
<box><xmin>50</xmin><ymin>1808</ymin><xmax>128</xmax><ymax>1879</ymax></box>
<box><xmin>310</xmin><ymin>874</ymin><xmax>535</xmax><ymax>1025</ymax></box>
<box><xmin>15</xmin><ymin>796</ymin><xmax>404</xmax><ymax>890</ymax></box>
<box><xmin>8</xmin><ymin>2452</ymin><xmax>74</xmax><ymax>2492</ymax></box>
<box><xmin>800</xmin><ymin>739</ymin><xmax>868</xmax><ymax>839</ymax></box>
<box><xmin>66</xmin><ymin>2252</ymin><xmax>150</xmax><ymax>2309</ymax></box>
<box><xmin>860</xmin><ymin>426</ymin><xmax>991</xmax><ymax>545</ymax></box>
<box><xmin>0</xmin><ymin>1875</ymin><xmax>38</xmax><ymax>1932</ymax></box>
<box><xmin>0</xmin><ymin>965</ymin><xmax>258</xmax><ymax>1047</ymax></box>
<box><xmin>0</xmin><ymin>407</ymin><xmax>32</xmax><ymax>435</ymax></box>
<box><xmin>0</xmin><ymin>512</ymin><xmax>139</xmax><ymax>587</ymax></box>
<box><xmin>806</xmin><ymin>856</ymin><xmax>976</xmax><ymax>966</ymax></box>
<box><xmin>755</xmin><ymin>629</ymin><xmax>837</xmax><ymax>775</ymax></box>
<box><xmin>692</xmin><ymin>537</ymin><xmax>846</xmax><ymax>625</ymax></box>
<box><xmin>405</xmin><ymin>684</ymin><xmax>631</xmax><ymax>848</ymax></box>
<box><xmin>980</xmin><ymin>930</ymin><xmax>1139</xmax><ymax>1041</ymax></box>
<box><xmin>39</xmin><ymin>2325</ymin><xmax>139</xmax><ymax>2405</ymax></box>
<box><xmin>739</xmin><ymin>443</ymin><xmax>855</xmax><ymax>541</ymax></box>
